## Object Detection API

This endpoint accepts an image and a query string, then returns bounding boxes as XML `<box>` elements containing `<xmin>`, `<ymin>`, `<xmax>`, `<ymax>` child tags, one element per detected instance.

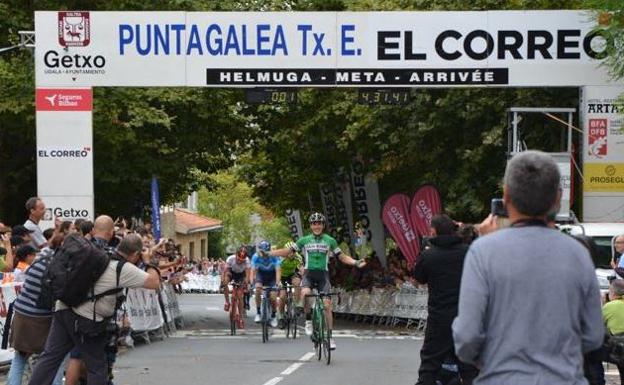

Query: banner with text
<box><xmin>410</xmin><ymin>184</ymin><xmax>443</xmax><ymax>237</ymax></box>
<box><xmin>382</xmin><ymin>194</ymin><xmax>420</xmax><ymax>266</ymax></box>
<box><xmin>319</xmin><ymin>183</ymin><xmax>338</xmax><ymax>240</ymax></box>
<box><xmin>581</xmin><ymin>85</ymin><xmax>624</xmax><ymax>222</ymax></box>
<box><xmin>350</xmin><ymin>159</ymin><xmax>386</xmax><ymax>266</ymax></box>
<box><xmin>285</xmin><ymin>209</ymin><xmax>303</xmax><ymax>240</ymax></box>
<box><xmin>34</xmin><ymin>11</ymin><xmax>619</xmax><ymax>88</ymax></box>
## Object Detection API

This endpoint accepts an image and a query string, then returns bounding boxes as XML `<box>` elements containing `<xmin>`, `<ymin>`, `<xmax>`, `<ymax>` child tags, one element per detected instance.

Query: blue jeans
<box><xmin>7</xmin><ymin>351</ymin><xmax>28</xmax><ymax>385</ymax></box>
<box><xmin>7</xmin><ymin>351</ymin><xmax>66</xmax><ymax>385</ymax></box>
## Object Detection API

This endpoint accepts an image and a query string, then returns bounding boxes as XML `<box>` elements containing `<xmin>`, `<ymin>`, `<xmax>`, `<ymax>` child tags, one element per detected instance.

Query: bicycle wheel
<box><xmin>314</xmin><ymin>310</ymin><xmax>322</xmax><ymax>360</ymax></box>
<box><xmin>285</xmin><ymin>295</ymin><xmax>293</xmax><ymax>338</ymax></box>
<box><xmin>262</xmin><ymin>297</ymin><xmax>270</xmax><ymax>343</ymax></box>
<box><xmin>323</xmin><ymin>316</ymin><xmax>331</xmax><ymax>365</ymax></box>
<box><xmin>230</xmin><ymin>295</ymin><xmax>237</xmax><ymax>336</ymax></box>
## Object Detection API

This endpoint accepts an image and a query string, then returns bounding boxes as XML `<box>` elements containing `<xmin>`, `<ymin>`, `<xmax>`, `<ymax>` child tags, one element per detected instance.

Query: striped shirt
<box><xmin>13</xmin><ymin>248</ymin><xmax>54</xmax><ymax>317</ymax></box>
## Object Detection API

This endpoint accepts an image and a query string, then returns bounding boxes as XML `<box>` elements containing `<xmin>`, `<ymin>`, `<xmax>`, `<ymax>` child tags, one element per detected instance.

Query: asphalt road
<box><xmin>112</xmin><ymin>294</ymin><xmax>423</xmax><ymax>385</ymax></box>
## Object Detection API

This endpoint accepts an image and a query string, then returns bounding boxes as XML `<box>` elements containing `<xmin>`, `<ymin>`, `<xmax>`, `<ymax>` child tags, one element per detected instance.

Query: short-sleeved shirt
<box><xmin>24</xmin><ymin>219</ymin><xmax>46</xmax><ymax>249</ymax></box>
<box><xmin>226</xmin><ymin>255</ymin><xmax>250</xmax><ymax>274</ymax></box>
<box><xmin>293</xmin><ymin>234</ymin><xmax>342</xmax><ymax>271</ymax></box>
<box><xmin>57</xmin><ymin>260</ymin><xmax>148</xmax><ymax>321</ymax></box>
<box><xmin>603</xmin><ymin>299</ymin><xmax>624</xmax><ymax>335</ymax></box>
<box><xmin>251</xmin><ymin>253</ymin><xmax>281</xmax><ymax>272</ymax></box>
<box><xmin>280</xmin><ymin>254</ymin><xmax>302</xmax><ymax>277</ymax></box>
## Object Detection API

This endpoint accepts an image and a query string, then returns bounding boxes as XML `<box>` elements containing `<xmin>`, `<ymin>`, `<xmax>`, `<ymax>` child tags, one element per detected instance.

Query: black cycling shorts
<box><xmin>301</xmin><ymin>270</ymin><xmax>331</xmax><ymax>293</ymax></box>
<box><xmin>280</xmin><ymin>273</ymin><xmax>301</xmax><ymax>287</ymax></box>
<box><xmin>226</xmin><ymin>270</ymin><xmax>246</xmax><ymax>284</ymax></box>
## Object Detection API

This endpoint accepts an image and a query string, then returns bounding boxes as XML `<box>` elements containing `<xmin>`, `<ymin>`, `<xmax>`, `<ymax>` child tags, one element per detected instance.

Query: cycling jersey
<box><xmin>280</xmin><ymin>253</ymin><xmax>302</xmax><ymax>277</ymax></box>
<box><xmin>251</xmin><ymin>253</ymin><xmax>281</xmax><ymax>272</ymax></box>
<box><xmin>225</xmin><ymin>255</ymin><xmax>250</xmax><ymax>274</ymax></box>
<box><xmin>293</xmin><ymin>233</ymin><xmax>342</xmax><ymax>271</ymax></box>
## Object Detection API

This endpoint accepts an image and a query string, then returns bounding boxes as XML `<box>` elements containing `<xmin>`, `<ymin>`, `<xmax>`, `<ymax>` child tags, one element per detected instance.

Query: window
<box><xmin>189</xmin><ymin>241</ymin><xmax>195</xmax><ymax>259</ymax></box>
<box><xmin>201</xmin><ymin>239</ymin><xmax>206</xmax><ymax>258</ymax></box>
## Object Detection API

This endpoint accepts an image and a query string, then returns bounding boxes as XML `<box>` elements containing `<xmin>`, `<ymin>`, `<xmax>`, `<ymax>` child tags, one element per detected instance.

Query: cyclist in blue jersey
<box><xmin>251</xmin><ymin>240</ymin><xmax>281</xmax><ymax>327</ymax></box>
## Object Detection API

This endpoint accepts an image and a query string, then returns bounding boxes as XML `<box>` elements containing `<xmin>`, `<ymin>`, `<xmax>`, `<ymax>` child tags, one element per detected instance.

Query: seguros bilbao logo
<box><xmin>38</xmin><ymin>147</ymin><xmax>92</xmax><ymax>159</ymax></box>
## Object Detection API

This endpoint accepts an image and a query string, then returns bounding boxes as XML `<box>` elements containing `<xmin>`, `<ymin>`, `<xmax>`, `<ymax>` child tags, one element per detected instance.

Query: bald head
<box><xmin>616</xmin><ymin>234</ymin><xmax>624</xmax><ymax>253</ymax></box>
<box><xmin>93</xmin><ymin>215</ymin><xmax>114</xmax><ymax>241</ymax></box>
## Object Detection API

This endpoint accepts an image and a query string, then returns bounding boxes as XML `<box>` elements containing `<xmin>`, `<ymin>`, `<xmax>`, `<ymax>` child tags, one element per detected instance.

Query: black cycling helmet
<box><xmin>309</xmin><ymin>212</ymin><xmax>326</xmax><ymax>224</ymax></box>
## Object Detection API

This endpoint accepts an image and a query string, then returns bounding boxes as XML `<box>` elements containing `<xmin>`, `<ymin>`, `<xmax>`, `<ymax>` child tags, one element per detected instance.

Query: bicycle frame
<box><xmin>260</xmin><ymin>286</ymin><xmax>277</xmax><ymax>343</ymax></box>
<box><xmin>305</xmin><ymin>291</ymin><xmax>337</xmax><ymax>365</ymax></box>
<box><xmin>229</xmin><ymin>282</ymin><xmax>245</xmax><ymax>335</ymax></box>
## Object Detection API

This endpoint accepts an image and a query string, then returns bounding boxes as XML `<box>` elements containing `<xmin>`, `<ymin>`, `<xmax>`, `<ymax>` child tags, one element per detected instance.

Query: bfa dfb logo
<box><xmin>588</xmin><ymin>119</ymin><xmax>608</xmax><ymax>158</ymax></box>
<box><xmin>58</xmin><ymin>11</ymin><xmax>90</xmax><ymax>47</ymax></box>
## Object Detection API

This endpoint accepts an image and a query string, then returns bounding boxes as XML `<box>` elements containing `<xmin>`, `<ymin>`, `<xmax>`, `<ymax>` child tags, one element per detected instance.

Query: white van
<box><xmin>560</xmin><ymin>222</ymin><xmax>624</xmax><ymax>294</ymax></box>
<box><xmin>563</xmin><ymin>223</ymin><xmax>624</xmax><ymax>266</ymax></box>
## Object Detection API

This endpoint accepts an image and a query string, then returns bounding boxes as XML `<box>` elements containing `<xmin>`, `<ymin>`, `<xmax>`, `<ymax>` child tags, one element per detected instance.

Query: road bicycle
<box><xmin>229</xmin><ymin>281</ymin><xmax>246</xmax><ymax>335</ymax></box>
<box><xmin>305</xmin><ymin>291</ymin><xmax>338</xmax><ymax>365</ymax></box>
<box><xmin>282</xmin><ymin>284</ymin><xmax>299</xmax><ymax>339</ymax></box>
<box><xmin>260</xmin><ymin>286</ymin><xmax>277</xmax><ymax>343</ymax></box>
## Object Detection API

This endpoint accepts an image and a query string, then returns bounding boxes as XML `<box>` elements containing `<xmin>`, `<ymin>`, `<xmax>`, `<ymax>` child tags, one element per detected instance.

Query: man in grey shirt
<box><xmin>452</xmin><ymin>151</ymin><xmax>604</xmax><ymax>385</ymax></box>
<box><xmin>23</xmin><ymin>196</ymin><xmax>48</xmax><ymax>249</ymax></box>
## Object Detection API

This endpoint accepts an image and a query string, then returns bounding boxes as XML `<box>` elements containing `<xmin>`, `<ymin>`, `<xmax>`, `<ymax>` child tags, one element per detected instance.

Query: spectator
<box><xmin>59</xmin><ymin>220</ymin><xmax>74</xmax><ymax>235</ymax></box>
<box><xmin>413</xmin><ymin>214</ymin><xmax>478</xmax><ymax>385</ymax></box>
<box><xmin>602</xmin><ymin>279</ymin><xmax>624</xmax><ymax>385</ymax></box>
<box><xmin>453</xmin><ymin>150</ymin><xmax>604</xmax><ymax>385</ymax></box>
<box><xmin>1</xmin><ymin>224</ymin><xmax>13</xmax><ymax>272</ymax></box>
<box><xmin>613</xmin><ymin>234</ymin><xmax>624</xmax><ymax>269</ymax></box>
<box><xmin>457</xmin><ymin>224</ymin><xmax>478</xmax><ymax>245</ymax></box>
<box><xmin>23</xmin><ymin>197</ymin><xmax>48</xmax><ymax>250</ymax></box>
<box><xmin>28</xmin><ymin>232</ymin><xmax>161</xmax><ymax>385</ymax></box>
<box><xmin>7</xmin><ymin>233</ymin><xmax>67</xmax><ymax>385</ymax></box>
<box><xmin>11</xmin><ymin>225</ymin><xmax>34</xmax><ymax>245</ymax></box>
<box><xmin>12</xmin><ymin>245</ymin><xmax>37</xmax><ymax>282</ymax></box>
<box><xmin>79</xmin><ymin>220</ymin><xmax>94</xmax><ymax>239</ymax></box>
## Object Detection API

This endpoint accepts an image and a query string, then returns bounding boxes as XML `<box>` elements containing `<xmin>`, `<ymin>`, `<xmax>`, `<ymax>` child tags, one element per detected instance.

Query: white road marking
<box><xmin>262</xmin><ymin>377</ymin><xmax>283</xmax><ymax>385</ymax></box>
<box><xmin>280</xmin><ymin>352</ymin><xmax>315</xmax><ymax>375</ymax></box>
<box><xmin>281</xmin><ymin>363</ymin><xmax>302</xmax><ymax>375</ymax></box>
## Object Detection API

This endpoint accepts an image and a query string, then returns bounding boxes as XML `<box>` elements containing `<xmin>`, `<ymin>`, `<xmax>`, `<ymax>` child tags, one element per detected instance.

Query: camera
<box><xmin>490</xmin><ymin>198</ymin><xmax>508</xmax><ymax>217</ymax></box>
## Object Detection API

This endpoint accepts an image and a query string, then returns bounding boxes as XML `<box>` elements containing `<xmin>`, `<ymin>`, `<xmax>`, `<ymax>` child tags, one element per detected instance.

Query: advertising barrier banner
<box><xmin>410</xmin><ymin>184</ymin><xmax>442</xmax><ymax>237</ymax></box>
<box><xmin>382</xmin><ymin>193</ymin><xmax>420</xmax><ymax>266</ymax></box>
<box><xmin>581</xmin><ymin>85</ymin><xmax>624</xmax><ymax>222</ymax></box>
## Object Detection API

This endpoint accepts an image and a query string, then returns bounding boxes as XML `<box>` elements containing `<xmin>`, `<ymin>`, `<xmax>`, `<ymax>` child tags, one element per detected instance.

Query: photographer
<box><xmin>28</xmin><ymin>232</ymin><xmax>161</xmax><ymax>385</ymax></box>
<box><xmin>453</xmin><ymin>151</ymin><xmax>603</xmax><ymax>385</ymax></box>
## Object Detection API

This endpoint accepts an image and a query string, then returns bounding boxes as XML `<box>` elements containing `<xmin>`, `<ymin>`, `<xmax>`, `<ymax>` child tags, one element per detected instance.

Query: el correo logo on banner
<box><xmin>36</xmin><ymin>89</ymin><xmax>93</xmax><ymax>111</ymax></box>
<box><xmin>38</xmin><ymin>147</ymin><xmax>92</xmax><ymax>159</ymax></box>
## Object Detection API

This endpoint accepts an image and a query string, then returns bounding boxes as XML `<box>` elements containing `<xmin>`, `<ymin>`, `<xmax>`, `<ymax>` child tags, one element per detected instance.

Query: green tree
<box><xmin>584</xmin><ymin>0</ymin><xmax>624</xmax><ymax>80</ymax></box>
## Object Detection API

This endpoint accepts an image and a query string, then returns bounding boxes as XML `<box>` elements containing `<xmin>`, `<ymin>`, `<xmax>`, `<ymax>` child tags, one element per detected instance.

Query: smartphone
<box><xmin>490</xmin><ymin>198</ymin><xmax>508</xmax><ymax>217</ymax></box>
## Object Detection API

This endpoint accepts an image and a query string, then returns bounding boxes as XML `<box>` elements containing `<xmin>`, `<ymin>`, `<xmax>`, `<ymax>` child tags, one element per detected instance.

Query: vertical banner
<box><xmin>410</xmin><ymin>184</ymin><xmax>443</xmax><ymax>237</ymax></box>
<box><xmin>36</xmin><ymin>88</ymin><xmax>94</xmax><ymax>231</ymax></box>
<box><xmin>351</xmin><ymin>159</ymin><xmax>386</xmax><ymax>267</ymax></box>
<box><xmin>334</xmin><ymin>179</ymin><xmax>353</xmax><ymax>249</ymax></box>
<box><xmin>581</xmin><ymin>86</ymin><xmax>624</xmax><ymax>222</ymax></box>
<box><xmin>319</xmin><ymin>183</ymin><xmax>338</xmax><ymax>240</ymax></box>
<box><xmin>382</xmin><ymin>194</ymin><xmax>420</xmax><ymax>266</ymax></box>
<box><xmin>151</xmin><ymin>176</ymin><xmax>161</xmax><ymax>241</ymax></box>
<box><xmin>285</xmin><ymin>209</ymin><xmax>303</xmax><ymax>240</ymax></box>
<box><xmin>550</xmin><ymin>153</ymin><xmax>572</xmax><ymax>219</ymax></box>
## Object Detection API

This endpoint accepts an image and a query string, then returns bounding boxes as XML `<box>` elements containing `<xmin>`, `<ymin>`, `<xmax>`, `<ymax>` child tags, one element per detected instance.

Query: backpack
<box><xmin>37</xmin><ymin>233</ymin><xmax>111</xmax><ymax>309</ymax></box>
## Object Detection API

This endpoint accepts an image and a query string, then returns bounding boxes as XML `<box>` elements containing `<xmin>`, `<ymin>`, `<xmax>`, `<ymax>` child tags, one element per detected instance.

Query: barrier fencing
<box><xmin>0</xmin><ymin>281</ymin><xmax>183</xmax><ymax>361</ymax></box>
<box><xmin>179</xmin><ymin>273</ymin><xmax>430</xmax><ymax>329</ymax></box>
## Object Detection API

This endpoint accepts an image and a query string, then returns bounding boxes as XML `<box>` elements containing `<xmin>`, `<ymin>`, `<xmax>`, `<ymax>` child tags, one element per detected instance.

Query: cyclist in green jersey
<box><xmin>272</xmin><ymin>212</ymin><xmax>366</xmax><ymax>350</ymax></box>
<box><xmin>277</xmin><ymin>241</ymin><xmax>303</xmax><ymax>328</ymax></box>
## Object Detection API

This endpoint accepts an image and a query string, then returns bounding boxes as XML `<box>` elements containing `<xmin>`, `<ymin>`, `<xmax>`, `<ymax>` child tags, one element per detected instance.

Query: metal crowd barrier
<box><xmin>333</xmin><ymin>286</ymin><xmax>429</xmax><ymax>330</ymax></box>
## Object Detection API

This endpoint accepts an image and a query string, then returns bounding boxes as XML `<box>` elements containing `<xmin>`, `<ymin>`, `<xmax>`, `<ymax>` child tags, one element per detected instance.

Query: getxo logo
<box><xmin>53</xmin><ymin>207</ymin><xmax>89</xmax><ymax>218</ymax></box>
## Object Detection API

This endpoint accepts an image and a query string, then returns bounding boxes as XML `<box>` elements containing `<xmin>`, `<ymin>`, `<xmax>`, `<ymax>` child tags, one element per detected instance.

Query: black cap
<box><xmin>12</xmin><ymin>225</ymin><xmax>34</xmax><ymax>237</ymax></box>
<box><xmin>16</xmin><ymin>244</ymin><xmax>37</xmax><ymax>259</ymax></box>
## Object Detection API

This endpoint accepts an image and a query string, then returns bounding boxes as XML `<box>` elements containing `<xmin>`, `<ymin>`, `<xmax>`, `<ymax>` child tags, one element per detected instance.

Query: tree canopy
<box><xmin>2</xmin><ymin>0</ymin><xmax>620</xmax><ymax>227</ymax></box>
